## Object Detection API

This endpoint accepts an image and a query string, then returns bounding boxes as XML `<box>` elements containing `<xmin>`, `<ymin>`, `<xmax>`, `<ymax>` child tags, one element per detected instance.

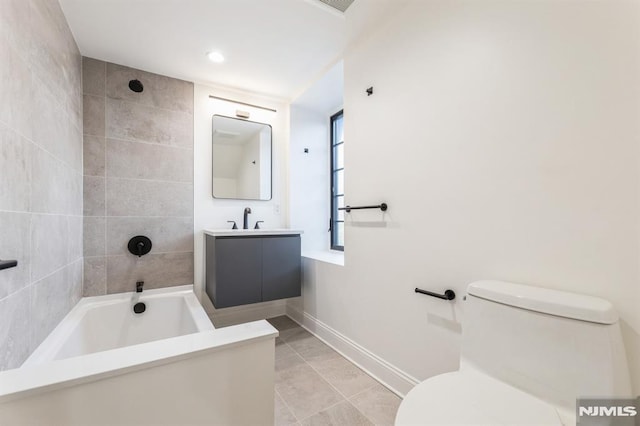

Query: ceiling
<box><xmin>293</xmin><ymin>60</ymin><xmax>343</xmax><ymax>114</ymax></box>
<box><xmin>59</xmin><ymin>0</ymin><xmax>348</xmax><ymax>99</ymax></box>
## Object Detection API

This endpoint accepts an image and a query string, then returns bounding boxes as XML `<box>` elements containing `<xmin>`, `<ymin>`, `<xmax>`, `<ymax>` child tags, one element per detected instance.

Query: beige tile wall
<box><xmin>82</xmin><ymin>59</ymin><xmax>194</xmax><ymax>296</ymax></box>
<box><xmin>0</xmin><ymin>0</ymin><xmax>83</xmax><ymax>370</ymax></box>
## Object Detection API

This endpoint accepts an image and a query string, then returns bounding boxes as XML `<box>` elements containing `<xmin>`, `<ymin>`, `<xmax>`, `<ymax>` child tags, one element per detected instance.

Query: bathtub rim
<box><xmin>0</xmin><ymin>320</ymin><xmax>278</xmax><ymax>404</ymax></box>
<box><xmin>23</xmin><ymin>285</ymin><xmax>215</xmax><ymax>367</ymax></box>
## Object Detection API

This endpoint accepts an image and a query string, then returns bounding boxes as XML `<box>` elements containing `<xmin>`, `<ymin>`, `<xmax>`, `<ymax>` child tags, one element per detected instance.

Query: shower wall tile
<box><xmin>84</xmin><ymin>217</ymin><xmax>106</xmax><ymax>257</ymax></box>
<box><xmin>82</xmin><ymin>57</ymin><xmax>106</xmax><ymax>97</ymax></box>
<box><xmin>106</xmin><ymin>178</ymin><xmax>193</xmax><ymax>217</ymax></box>
<box><xmin>0</xmin><ymin>33</ymin><xmax>34</xmax><ymax>141</ymax></box>
<box><xmin>30</xmin><ymin>260</ymin><xmax>82</xmax><ymax>350</ymax></box>
<box><xmin>66</xmin><ymin>121</ymin><xmax>84</xmax><ymax>173</ymax></box>
<box><xmin>68</xmin><ymin>96</ymin><xmax>83</xmax><ymax>136</ymax></box>
<box><xmin>29</xmin><ymin>147</ymin><xmax>60</xmax><ymax>213</ymax></box>
<box><xmin>105</xmin><ymin>98</ymin><xmax>193</xmax><ymax>148</ymax></box>
<box><xmin>0</xmin><ymin>0</ymin><xmax>31</xmax><ymax>60</ymax></box>
<box><xmin>31</xmin><ymin>147</ymin><xmax>80</xmax><ymax>215</ymax></box>
<box><xmin>83</xmin><ymin>94</ymin><xmax>105</xmax><ymax>137</ymax></box>
<box><xmin>28</xmin><ymin>0</ymin><xmax>81</xmax><ymax>110</ymax></box>
<box><xmin>70</xmin><ymin>171</ymin><xmax>83</xmax><ymax>216</ymax></box>
<box><xmin>0</xmin><ymin>212</ymin><xmax>31</xmax><ymax>300</ymax></box>
<box><xmin>31</xmin><ymin>76</ymin><xmax>82</xmax><ymax>171</ymax></box>
<box><xmin>30</xmin><ymin>213</ymin><xmax>68</xmax><ymax>282</ymax></box>
<box><xmin>67</xmin><ymin>216</ymin><xmax>83</xmax><ymax>263</ymax></box>
<box><xmin>106</xmin><ymin>217</ymin><xmax>193</xmax><ymax>256</ymax></box>
<box><xmin>106</xmin><ymin>252</ymin><xmax>194</xmax><ymax>294</ymax></box>
<box><xmin>0</xmin><ymin>0</ymin><xmax>82</xmax><ymax>372</ymax></box>
<box><xmin>83</xmin><ymin>176</ymin><xmax>106</xmax><ymax>216</ymax></box>
<box><xmin>106</xmin><ymin>138</ymin><xmax>193</xmax><ymax>182</ymax></box>
<box><xmin>30</xmin><ymin>0</ymin><xmax>83</xmax><ymax>130</ymax></box>
<box><xmin>83</xmin><ymin>135</ymin><xmax>106</xmax><ymax>177</ymax></box>
<box><xmin>83</xmin><ymin>256</ymin><xmax>106</xmax><ymax>297</ymax></box>
<box><xmin>0</xmin><ymin>124</ymin><xmax>31</xmax><ymax>212</ymax></box>
<box><xmin>106</xmin><ymin>63</ymin><xmax>194</xmax><ymax>114</ymax></box>
<box><xmin>83</xmin><ymin>58</ymin><xmax>194</xmax><ymax>296</ymax></box>
<box><xmin>0</xmin><ymin>287</ymin><xmax>31</xmax><ymax>371</ymax></box>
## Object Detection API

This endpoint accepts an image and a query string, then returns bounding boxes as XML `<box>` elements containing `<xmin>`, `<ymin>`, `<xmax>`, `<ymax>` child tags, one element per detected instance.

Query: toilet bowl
<box><xmin>396</xmin><ymin>371</ymin><xmax>563</xmax><ymax>425</ymax></box>
<box><xmin>395</xmin><ymin>281</ymin><xmax>632</xmax><ymax>425</ymax></box>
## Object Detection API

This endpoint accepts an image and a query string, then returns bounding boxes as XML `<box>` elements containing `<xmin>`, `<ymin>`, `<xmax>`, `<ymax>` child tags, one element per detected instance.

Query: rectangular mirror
<box><xmin>212</xmin><ymin>115</ymin><xmax>272</xmax><ymax>200</ymax></box>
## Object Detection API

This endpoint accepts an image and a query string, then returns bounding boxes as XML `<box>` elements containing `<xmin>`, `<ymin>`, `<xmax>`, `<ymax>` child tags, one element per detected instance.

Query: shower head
<box><xmin>128</xmin><ymin>79</ymin><xmax>144</xmax><ymax>93</ymax></box>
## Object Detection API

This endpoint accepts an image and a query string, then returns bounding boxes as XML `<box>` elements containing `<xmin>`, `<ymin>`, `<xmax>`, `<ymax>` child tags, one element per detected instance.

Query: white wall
<box><xmin>290</xmin><ymin>0</ymin><xmax>640</xmax><ymax>395</ymax></box>
<box><xmin>290</xmin><ymin>106</ymin><xmax>331</xmax><ymax>253</ymax></box>
<box><xmin>193</xmin><ymin>83</ymin><xmax>289</xmax><ymax>317</ymax></box>
<box><xmin>290</xmin><ymin>60</ymin><xmax>344</xmax><ymax>255</ymax></box>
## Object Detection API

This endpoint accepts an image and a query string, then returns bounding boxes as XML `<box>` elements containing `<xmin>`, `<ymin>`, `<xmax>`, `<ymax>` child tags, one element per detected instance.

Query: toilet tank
<box><xmin>461</xmin><ymin>281</ymin><xmax>632</xmax><ymax>414</ymax></box>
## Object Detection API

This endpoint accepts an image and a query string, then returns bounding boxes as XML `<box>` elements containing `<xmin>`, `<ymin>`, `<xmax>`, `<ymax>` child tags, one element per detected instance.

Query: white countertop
<box><xmin>204</xmin><ymin>229</ymin><xmax>304</xmax><ymax>237</ymax></box>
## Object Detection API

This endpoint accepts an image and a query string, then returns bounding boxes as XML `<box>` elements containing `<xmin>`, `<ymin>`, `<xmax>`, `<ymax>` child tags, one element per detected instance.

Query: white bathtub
<box><xmin>0</xmin><ymin>285</ymin><xmax>278</xmax><ymax>425</ymax></box>
<box><xmin>24</xmin><ymin>285</ymin><xmax>215</xmax><ymax>365</ymax></box>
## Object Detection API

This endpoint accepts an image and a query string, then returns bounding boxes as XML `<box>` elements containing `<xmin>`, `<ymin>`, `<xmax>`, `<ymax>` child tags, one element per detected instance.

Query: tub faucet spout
<box><xmin>136</xmin><ymin>281</ymin><xmax>144</xmax><ymax>293</ymax></box>
<box><xmin>243</xmin><ymin>207</ymin><xmax>251</xmax><ymax>229</ymax></box>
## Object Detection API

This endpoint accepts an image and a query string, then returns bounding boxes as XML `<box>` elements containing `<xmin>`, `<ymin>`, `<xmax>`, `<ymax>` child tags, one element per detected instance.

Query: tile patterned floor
<box><xmin>267</xmin><ymin>316</ymin><xmax>401</xmax><ymax>426</ymax></box>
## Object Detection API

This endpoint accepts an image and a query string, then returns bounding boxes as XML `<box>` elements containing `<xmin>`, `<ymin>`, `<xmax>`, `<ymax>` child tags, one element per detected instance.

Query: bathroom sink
<box><xmin>204</xmin><ymin>229</ymin><xmax>303</xmax><ymax>237</ymax></box>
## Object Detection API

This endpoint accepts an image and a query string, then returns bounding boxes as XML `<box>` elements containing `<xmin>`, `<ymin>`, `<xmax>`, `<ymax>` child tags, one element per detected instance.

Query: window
<box><xmin>330</xmin><ymin>110</ymin><xmax>344</xmax><ymax>251</ymax></box>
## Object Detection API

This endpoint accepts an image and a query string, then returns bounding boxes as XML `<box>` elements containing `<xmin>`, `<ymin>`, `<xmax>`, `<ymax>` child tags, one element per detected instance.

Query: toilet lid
<box><xmin>395</xmin><ymin>371</ymin><xmax>565</xmax><ymax>426</ymax></box>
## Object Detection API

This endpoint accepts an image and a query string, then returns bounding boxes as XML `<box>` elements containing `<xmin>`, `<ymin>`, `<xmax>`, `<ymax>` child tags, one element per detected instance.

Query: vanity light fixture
<box><xmin>236</xmin><ymin>110</ymin><xmax>250</xmax><ymax>119</ymax></box>
<box><xmin>207</xmin><ymin>51</ymin><xmax>225</xmax><ymax>63</ymax></box>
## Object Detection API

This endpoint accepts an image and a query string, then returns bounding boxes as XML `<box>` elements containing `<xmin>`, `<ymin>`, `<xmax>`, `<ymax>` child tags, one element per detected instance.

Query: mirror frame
<box><xmin>211</xmin><ymin>114</ymin><xmax>273</xmax><ymax>201</ymax></box>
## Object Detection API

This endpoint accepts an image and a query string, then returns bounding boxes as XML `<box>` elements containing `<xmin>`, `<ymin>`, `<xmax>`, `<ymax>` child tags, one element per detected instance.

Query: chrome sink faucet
<box><xmin>243</xmin><ymin>207</ymin><xmax>251</xmax><ymax>229</ymax></box>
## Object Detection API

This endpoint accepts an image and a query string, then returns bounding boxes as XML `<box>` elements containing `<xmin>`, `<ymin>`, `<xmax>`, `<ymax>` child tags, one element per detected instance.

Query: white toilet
<box><xmin>395</xmin><ymin>280</ymin><xmax>632</xmax><ymax>425</ymax></box>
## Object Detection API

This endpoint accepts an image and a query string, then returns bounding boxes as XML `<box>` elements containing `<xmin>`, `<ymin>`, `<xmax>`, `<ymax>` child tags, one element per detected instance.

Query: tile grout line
<box><xmin>274</xmin><ymin>388</ymin><xmax>300</xmax><ymax>425</ymax></box>
<box><xmin>345</xmin><ymin>384</ymin><xmax>385</xmax><ymax>425</ymax></box>
<box><xmin>102</xmin><ymin>251</ymin><xmax>194</xmax><ymax>257</ymax></box>
<box><xmin>348</xmin><ymin>381</ymin><xmax>381</xmax><ymax>401</ymax></box>
<box><xmin>0</xmin><ymin>112</ymin><xmax>82</xmax><ymax>175</ymax></box>
<box><xmin>297</xmin><ymin>398</ymin><xmax>348</xmax><ymax>424</ymax></box>
<box><xmin>1</xmin><ymin>260</ymin><xmax>73</xmax><ymax>303</ymax></box>
<box><xmin>102</xmin><ymin>62</ymin><xmax>108</xmax><ymax>296</ymax></box>
<box><xmin>280</xmin><ymin>327</ymin><xmax>364</xmax><ymax>422</ymax></box>
<box><xmin>298</xmin><ymin>350</ymin><xmax>377</xmax><ymax>424</ymax></box>
<box><xmin>84</xmin><ymin>215</ymin><xmax>193</xmax><ymax>219</ymax></box>
<box><xmin>98</xmin><ymin>176</ymin><xmax>194</xmax><ymax>185</ymax></box>
<box><xmin>1</xmin><ymin>210</ymin><xmax>85</xmax><ymax>217</ymax></box>
<box><xmin>273</xmin><ymin>331</ymin><xmax>308</xmax><ymax>424</ymax></box>
<box><xmin>271</xmin><ymin>331</ymin><xmax>301</xmax><ymax>424</ymax></box>
<box><xmin>105</xmin><ymin>95</ymin><xmax>195</xmax><ymax>116</ymax></box>
<box><xmin>281</xmin><ymin>319</ymin><xmax>381</xmax><ymax>424</ymax></box>
<box><xmin>104</xmin><ymin>135</ymin><xmax>195</xmax><ymax>151</ymax></box>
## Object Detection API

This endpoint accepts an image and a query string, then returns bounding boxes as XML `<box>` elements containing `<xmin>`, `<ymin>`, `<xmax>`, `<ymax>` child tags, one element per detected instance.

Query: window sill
<box><xmin>302</xmin><ymin>250</ymin><xmax>344</xmax><ymax>266</ymax></box>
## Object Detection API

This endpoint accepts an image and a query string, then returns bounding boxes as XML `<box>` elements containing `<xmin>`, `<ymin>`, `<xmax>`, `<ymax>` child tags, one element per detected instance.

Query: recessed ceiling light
<box><xmin>207</xmin><ymin>51</ymin><xmax>225</xmax><ymax>63</ymax></box>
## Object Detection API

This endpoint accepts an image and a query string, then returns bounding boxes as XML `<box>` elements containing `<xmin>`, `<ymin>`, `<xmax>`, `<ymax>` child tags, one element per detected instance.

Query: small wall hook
<box><xmin>366</xmin><ymin>87</ymin><xmax>373</xmax><ymax>96</ymax></box>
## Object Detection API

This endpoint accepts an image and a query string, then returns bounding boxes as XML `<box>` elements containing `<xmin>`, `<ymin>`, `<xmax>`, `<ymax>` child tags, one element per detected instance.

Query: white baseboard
<box><xmin>208</xmin><ymin>299</ymin><xmax>287</xmax><ymax>328</ymax></box>
<box><xmin>285</xmin><ymin>304</ymin><xmax>419</xmax><ymax>397</ymax></box>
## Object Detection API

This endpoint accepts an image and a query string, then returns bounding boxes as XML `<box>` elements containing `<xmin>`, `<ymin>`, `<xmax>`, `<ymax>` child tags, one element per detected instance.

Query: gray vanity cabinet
<box><xmin>206</xmin><ymin>234</ymin><xmax>301</xmax><ymax>308</ymax></box>
<box><xmin>262</xmin><ymin>237</ymin><xmax>302</xmax><ymax>302</ymax></box>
